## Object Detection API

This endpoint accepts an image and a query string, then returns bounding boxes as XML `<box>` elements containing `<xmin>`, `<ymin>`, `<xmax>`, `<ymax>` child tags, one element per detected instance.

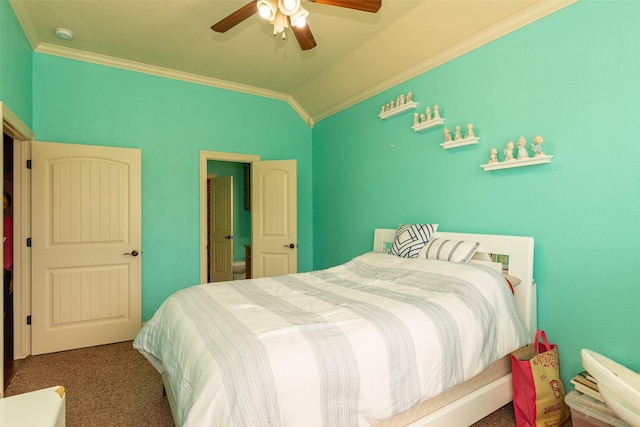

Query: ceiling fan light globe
<box><xmin>291</xmin><ymin>7</ymin><xmax>309</xmax><ymax>28</ymax></box>
<box><xmin>278</xmin><ymin>0</ymin><xmax>300</xmax><ymax>15</ymax></box>
<box><xmin>257</xmin><ymin>0</ymin><xmax>277</xmax><ymax>21</ymax></box>
<box><xmin>294</xmin><ymin>16</ymin><xmax>306</xmax><ymax>28</ymax></box>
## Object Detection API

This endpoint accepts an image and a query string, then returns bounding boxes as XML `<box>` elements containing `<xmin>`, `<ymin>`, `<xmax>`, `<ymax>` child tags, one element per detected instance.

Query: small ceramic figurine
<box><xmin>381</xmin><ymin>106</ymin><xmax>386</xmax><ymax>115</ymax></box>
<box><xmin>433</xmin><ymin>104</ymin><xmax>441</xmax><ymax>119</ymax></box>
<box><xmin>504</xmin><ymin>141</ymin><xmax>515</xmax><ymax>161</ymax></box>
<box><xmin>426</xmin><ymin>107</ymin><xmax>432</xmax><ymax>121</ymax></box>
<box><xmin>413</xmin><ymin>113</ymin><xmax>419</xmax><ymax>126</ymax></box>
<box><xmin>444</xmin><ymin>128</ymin><xmax>452</xmax><ymax>142</ymax></box>
<box><xmin>517</xmin><ymin>136</ymin><xmax>529</xmax><ymax>159</ymax></box>
<box><xmin>466</xmin><ymin>124</ymin><xmax>475</xmax><ymax>138</ymax></box>
<box><xmin>454</xmin><ymin>125</ymin><xmax>462</xmax><ymax>140</ymax></box>
<box><xmin>399</xmin><ymin>94</ymin><xmax>405</xmax><ymax>105</ymax></box>
<box><xmin>385</xmin><ymin>103</ymin><xmax>390</xmax><ymax>111</ymax></box>
<box><xmin>406</xmin><ymin>91</ymin><xmax>413</xmax><ymax>102</ymax></box>
<box><xmin>420</xmin><ymin>114</ymin><xmax>427</xmax><ymax>123</ymax></box>
<box><xmin>489</xmin><ymin>148</ymin><xmax>499</xmax><ymax>163</ymax></box>
<box><xmin>532</xmin><ymin>135</ymin><xmax>545</xmax><ymax>156</ymax></box>
<box><xmin>390</xmin><ymin>100</ymin><xmax>395</xmax><ymax>109</ymax></box>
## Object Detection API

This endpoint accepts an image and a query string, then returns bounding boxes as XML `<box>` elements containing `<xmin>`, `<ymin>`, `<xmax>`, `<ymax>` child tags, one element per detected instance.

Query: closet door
<box><xmin>31</xmin><ymin>141</ymin><xmax>142</xmax><ymax>355</ymax></box>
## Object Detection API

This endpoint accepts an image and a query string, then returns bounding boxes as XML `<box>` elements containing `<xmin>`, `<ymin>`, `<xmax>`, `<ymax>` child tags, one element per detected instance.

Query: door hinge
<box><xmin>26</xmin><ymin>315</ymin><xmax>32</xmax><ymax>325</ymax></box>
<box><xmin>26</xmin><ymin>237</ymin><xmax>32</xmax><ymax>247</ymax></box>
<box><xmin>26</xmin><ymin>159</ymin><xmax>32</xmax><ymax>169</ymax></box>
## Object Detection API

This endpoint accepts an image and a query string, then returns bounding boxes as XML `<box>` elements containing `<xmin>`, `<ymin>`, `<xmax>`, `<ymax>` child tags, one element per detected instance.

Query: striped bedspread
<box><xmin>134</xmin><ymin>252</ymin><xmax>530</xmax><ymax>427</ymax></box>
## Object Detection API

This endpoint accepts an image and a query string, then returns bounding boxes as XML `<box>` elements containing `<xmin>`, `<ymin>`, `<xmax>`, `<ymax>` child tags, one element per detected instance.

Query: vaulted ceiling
<box><xmin>9</xmin><ymin>0</ymin><xmax>574</xmax><ymax>125</ymax></box>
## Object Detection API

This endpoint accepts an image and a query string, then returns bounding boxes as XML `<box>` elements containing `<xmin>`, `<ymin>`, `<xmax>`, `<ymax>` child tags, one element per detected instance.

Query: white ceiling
<box><xmin>9</xmin><ymin>0</ymin><xmax>574</xmax><ymax>125</ymax></box>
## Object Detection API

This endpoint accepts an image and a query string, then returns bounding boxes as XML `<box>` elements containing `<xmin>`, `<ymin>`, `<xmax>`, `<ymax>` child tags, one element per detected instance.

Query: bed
<box><xmin>134</xmin><ymin>228</ymin><xmax>536</xmax><ymax>426</ymax></box>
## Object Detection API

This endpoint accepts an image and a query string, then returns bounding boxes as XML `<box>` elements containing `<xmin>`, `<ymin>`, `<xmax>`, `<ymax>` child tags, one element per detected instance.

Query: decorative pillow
<box><xmin>418</xmin><ymin>238</ymin><xmax>479</xmax><ymax>263</ymax></box>
<box><xmin>389</xmin><ymin>224</ymin><xmax>438</xmax><ymax>258</ymax></box>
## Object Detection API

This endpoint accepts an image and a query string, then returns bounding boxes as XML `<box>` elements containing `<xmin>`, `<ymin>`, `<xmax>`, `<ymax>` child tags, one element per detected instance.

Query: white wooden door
<box><xmin>31</xmin><ymin>141</ymin><xmax>142</xmax><ymax>355</ymax></box>
<box><xmin>251</xmin><ymin>160</ymin><xmax>297</xmax><ymax>278</ymax></box>
<box><xmin>209</xmin><ymin>176</ymin><xmax>233</xmax><ymax>282</ymax></box>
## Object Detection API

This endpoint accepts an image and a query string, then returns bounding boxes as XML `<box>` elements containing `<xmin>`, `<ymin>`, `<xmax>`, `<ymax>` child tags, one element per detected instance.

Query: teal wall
<box><xmin>312</xmin><ymin>0</ymin><xmax>640</xmax><ymax>388</ymax></box>
<box><xmin>207</xmin><ymin>160</ymin><xmax>251</xmax><ymax>261</ymax></box>
<box><xmin>0</xmin><ymin>0</ymin><xmax>32</xmax><ymax>126</ymax></box>
<box><xmin>32</xmin><ymin>54</ymin><xmax>313</xmax><ymax>320</ymax></box>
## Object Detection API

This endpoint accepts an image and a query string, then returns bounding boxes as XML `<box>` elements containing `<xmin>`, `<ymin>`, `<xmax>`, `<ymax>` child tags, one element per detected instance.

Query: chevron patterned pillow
<box><xmin>389</xmin><ymin>224</ymin><xmax>438</xmax><ymax>258</ymax></box>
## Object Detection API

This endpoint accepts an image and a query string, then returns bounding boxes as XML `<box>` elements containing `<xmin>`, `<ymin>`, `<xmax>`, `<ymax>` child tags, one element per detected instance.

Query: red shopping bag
<box><xmin>510</xmin><ymin>330</ymin><xmax>571</xmax><ymax>427</ymax></box>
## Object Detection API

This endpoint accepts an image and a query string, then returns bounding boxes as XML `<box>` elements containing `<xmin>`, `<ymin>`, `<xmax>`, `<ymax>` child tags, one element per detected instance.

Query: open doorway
<box><xmin>199</xmin><ymin>151</ymin><xmax>260</xmax><ymax>284</ymax></box>
<box><xmin>3</xmin><ymin>132</ymin><xmax>14</xmax><ymax>389</ymax></box>
<box><xmin>206</xmin><ymin>160</ymin><xmax>251</xmax><ymax>282</ymax></box>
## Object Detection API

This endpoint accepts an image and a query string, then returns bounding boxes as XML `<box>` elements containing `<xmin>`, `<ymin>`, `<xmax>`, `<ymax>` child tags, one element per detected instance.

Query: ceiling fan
<box><xmin>211</xmin><ymin>0</ymin><xmax>382</xmax><ymax>51</ymax></box>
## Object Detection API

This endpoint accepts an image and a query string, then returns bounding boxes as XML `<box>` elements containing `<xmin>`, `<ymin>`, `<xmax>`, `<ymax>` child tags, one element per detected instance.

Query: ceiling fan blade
<box><xmin>211</xmin><ymin>1</ymin><xmax>258</xmax><ymax>33</ymax></box>
<box><xmin>310</xmin><ymin>0</ymin><xmax>381</xmax><ymax>13</ymax></box>
<box><xmin>289</xmin><ymin>20</ymin><xmax>317</xmax><ymax>51</ymax></box>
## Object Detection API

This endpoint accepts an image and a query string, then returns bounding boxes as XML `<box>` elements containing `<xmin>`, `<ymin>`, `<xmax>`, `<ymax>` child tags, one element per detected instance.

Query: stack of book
<box><xmin>570</xmin><ymin>370</ymin><xmax>604</xmax><ymax>403</ymax></box>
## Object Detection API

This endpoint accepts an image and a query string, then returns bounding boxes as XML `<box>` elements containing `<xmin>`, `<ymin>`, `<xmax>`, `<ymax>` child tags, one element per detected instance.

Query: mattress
<box><xmin>134</xmin><ymin>252</ymin><xmax>530</xmax><ymax>426</ymax></box>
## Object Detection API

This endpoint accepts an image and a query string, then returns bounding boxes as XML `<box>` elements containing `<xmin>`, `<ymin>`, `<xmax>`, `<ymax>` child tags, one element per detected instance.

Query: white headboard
<box><xmin>373</xmin><ymin>228</ymin><xmax>537</xmax><ymax>340</ymax></box>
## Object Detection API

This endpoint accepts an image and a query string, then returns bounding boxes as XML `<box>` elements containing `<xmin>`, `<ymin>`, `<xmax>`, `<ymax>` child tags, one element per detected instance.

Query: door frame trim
<box><xmin>1</xmin><ymin>102</ymin><xmax>35</xmax><ymax>396</ymax></box>
<box><xmin>199</xmin><ymin>151</ymin><xmax>259</xmax><ymax>284</ymax></box>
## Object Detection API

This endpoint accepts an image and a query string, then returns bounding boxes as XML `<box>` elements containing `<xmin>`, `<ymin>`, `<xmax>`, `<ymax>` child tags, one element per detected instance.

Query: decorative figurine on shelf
<box><xmin>380</xmin><ymin>106</ymin><xmax>386</xmax><ymax>115</ymax></box>
<box><xmin>420</xmin><ymin>114</ymin><xmax>427</xmax><ymax>123</ymax></box>
<box><xmin>413</xmin><ymin>113</ymin><xmax>419</xmax><ymax>126</ymax></box>
<box><xmin>517</xmin><ymin>136</ymin><xmax>529</xmax><ymax>159</ymax></box>
<box><xmin>532</xmin><ymin>135</ymin><xmax>545</xmax><ymax>156</ymax></box>
<box><xmin>454</xmin><ymin>125</ymin><xmax>462</xmax><ymax>140</ymax></box>
<box><xmin>504</xmin><ymin>141</ymin><xmax>515</xmax><ymax>161</ymax></box>
<box><xmin>466</xmin><ymin>124</ymin><xmax>475</xmax><ymax>138</ymax></box>
<box><xmin>489</xmin><ymin>148</ymin><xmax>499</xmax><ymax>163</ymax></box>
<box><xmin>407</xmin><ymin>91</ymin><xmax>413</xmax><ymax>102</ymax></box>
<box><xmin>390</xmin><ymin>100</ymin><xmax>395</xmax><ymax>110</ymax></box>
<box><xmin>444</xmin><ymin>128</ymin><xmax>452</xmax><ymax>142</ymax></box>
<box><xmin>399</xmin><ymin>94</ymin><xmax>405</xmax><ymax>105</ymax></box>
<box><xmin>426</xmin><ymin>107</ymin><xmax>432</xmax><ymax>121</ymax></box>
<box><xmin>385</xmin><ymin>103</ymin><xmax>390</xmax><ymax>111</ymax></box>
<box><xmin>433</xmin><ymin>104</ymin><xmax>441</xmax><ymax>119</ymax></box>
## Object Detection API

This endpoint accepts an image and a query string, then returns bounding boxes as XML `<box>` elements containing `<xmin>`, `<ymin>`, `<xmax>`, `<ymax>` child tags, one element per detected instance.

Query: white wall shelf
<box><xmin>379</xmin><ymin>101</ymin><xmax>417</xmax><ymax>119</ymax></box>
<box><xmin>441</xmin><ymin>136</ymin><xmax>479</xmax><ymax>149</ymax></box>
<box><xmin>481</xmin><ymin>154</ymin><xmax>553</xmax><ymax>171</ymax></box>
<box><xmin>412</xmin><ymin>117</ymin><xmax>444</xmax><ymax>132</ymax></box>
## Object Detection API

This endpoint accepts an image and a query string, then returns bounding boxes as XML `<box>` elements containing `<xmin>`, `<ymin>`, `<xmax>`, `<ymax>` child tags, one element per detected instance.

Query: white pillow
<box><xmin>418</xmin><ymin>238</ymin><xmax>479</xmax><ymax>263</ymax></box>
<box><xmin>389</xmin><ymin>223</ymin><xmax>438</xmax><ymax>258</ymax></box>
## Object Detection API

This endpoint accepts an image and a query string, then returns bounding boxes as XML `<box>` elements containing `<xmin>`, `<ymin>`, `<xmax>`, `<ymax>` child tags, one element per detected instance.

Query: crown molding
<box><xmin>310</xmin><ymin>0</ymin><xmax>578</xmax><ymax>123</ymax></box>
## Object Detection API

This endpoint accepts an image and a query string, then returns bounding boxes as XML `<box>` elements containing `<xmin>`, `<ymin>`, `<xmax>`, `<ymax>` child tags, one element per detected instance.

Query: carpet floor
<box><xmin>4</xmin><ymin>340</ymin><xmax>522</xmax><ymax>426</ymax></box>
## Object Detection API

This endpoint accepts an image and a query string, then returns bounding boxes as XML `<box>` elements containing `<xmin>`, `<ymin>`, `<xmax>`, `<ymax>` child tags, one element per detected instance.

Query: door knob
<box><xmin>283</xmin><ymin>243</ymin><xmax>296</xmax><ymax>249</ymax></box>
<box><xmin>123</xmin><ymin>250</ymin><xmax>140</xmax><ymax>257</ymax></box>
<box><xmin>224</xmin><ymin>235</ymin><xmax>233</xmax><ymax>239</ymax></box>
